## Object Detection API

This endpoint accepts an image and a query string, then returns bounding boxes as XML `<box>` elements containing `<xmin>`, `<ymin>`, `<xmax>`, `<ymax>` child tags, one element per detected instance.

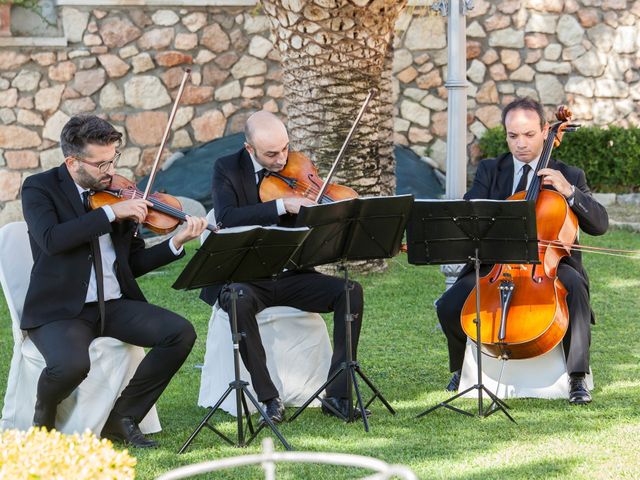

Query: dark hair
<box><xmin>501</xmin><ymin>97</ymin><xmax>546</xmax><ymax>130</ymax></box>
<box><xmin>60</xmin><ymin>115</ymin><xmax>122</xmax><ymax>158</ymax></box>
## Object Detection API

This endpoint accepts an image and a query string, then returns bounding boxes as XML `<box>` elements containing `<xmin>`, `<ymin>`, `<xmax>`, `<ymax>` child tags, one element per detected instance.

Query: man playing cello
<box><xmin>436</xmin><ymin>98</ymin><xmax>608</xmax><ymax>404</ymax></box>
<box><xmin>200</xmin><ymin>110</ymin><xmax>367</xmax><ymax>423</ymax></box>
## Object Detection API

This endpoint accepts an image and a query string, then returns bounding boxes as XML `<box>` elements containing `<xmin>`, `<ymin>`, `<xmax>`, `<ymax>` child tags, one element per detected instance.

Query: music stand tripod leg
<box><xmin>289</xmin><ymin>264</ymin><xmax>394</xmax><ymax>431</ymax></box>
<box><xmin>470</xmin><ymin>255</ymin><xmax>514</xmax><ymax>422</ymax></box>
<box><xmin>340</xmin><ymin>264</ymin><xmax>396</xmax><ymax>426</ymax></box>
<box><xmin>178</xmin><ymin>287</ymin><xmax>293</xmax><ymax>452</ymax></box>
<box><xmin>178</xmin><ymin>384</ymin><xmax>235</xmax><ymax>453</ymax></box>
<box><xmin>355</xmin><ymin>365</ymin><xmax>396</xmax><ymax>413</ymax></box>
<box><xmin>416</xmin><ymin>252</ymin><xmax>514</xmax><ymax>423</ymax></box>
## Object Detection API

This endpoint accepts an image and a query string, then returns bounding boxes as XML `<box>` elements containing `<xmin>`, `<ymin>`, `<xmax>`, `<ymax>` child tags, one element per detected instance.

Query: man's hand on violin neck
<box><xmin>172</xmin><ymin>215</ymin><xmax>209</xmax><ymax>249</ymax></box>
<box><xmin>283</xmin><ymin>196</ymin><xmax>315</xmax><ymax>214</ymax></box>
<box><xmin>111</xmin><ymin>199</ymin><xmax>153</xmax><ymax>223</ymax></box>
<box><xmin>537</xmin><ymin>168</ymin><xmax>573</xmax><ymax>198</ymax></box>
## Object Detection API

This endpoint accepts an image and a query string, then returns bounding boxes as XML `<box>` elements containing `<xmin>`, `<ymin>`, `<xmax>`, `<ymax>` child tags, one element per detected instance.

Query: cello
<box><xmin>460</xmin><ymin>106</ymin><xmax>579</xmax><ymax>360</ymax></box>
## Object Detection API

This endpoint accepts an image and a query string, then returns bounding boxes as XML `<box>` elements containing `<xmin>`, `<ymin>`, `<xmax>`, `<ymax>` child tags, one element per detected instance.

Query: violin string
<box><xmin>125</xmin><ymin>188</ymin><xmax>187</xmax><ymax>220</ymax></box>
<box><xmin>269</xmin><ymin>176</ymin><xmax>333</xmax><ymax>202</ymax></box>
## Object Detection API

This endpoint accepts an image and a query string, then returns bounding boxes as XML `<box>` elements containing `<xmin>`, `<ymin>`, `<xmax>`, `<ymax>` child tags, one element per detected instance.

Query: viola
<box><xmin>459</xmin><ymin>106</ymin><xmax>578</xmax><ymax>360</ymax></box>
<box><xmin>260</xmin><ymin>90</ymin><xmax>376</xmax><ymax>206</ymax></box>
<box><xmin>259</xmin><ymin>151</ymin><xmax>358</xmax><ymax>204</ymax></box>
<box><xmin>88</xmin><ymin>173</ymin><xmax>217</xmax><ymax>235</ymax></box>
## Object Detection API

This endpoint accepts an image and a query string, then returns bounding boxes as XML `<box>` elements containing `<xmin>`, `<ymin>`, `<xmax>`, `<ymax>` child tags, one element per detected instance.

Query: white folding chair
<box><xmin>0</xmin><ymin>221</ymin><xmax>160</xmax><ymax>435</ymax></box>
<box><xmin>459</xmin><ymin>340</ymin><xmax>593</xmax><ymax>399</ymax></box>
<box><xmin>198</xmin><ymin>211</ymin><xmax>332</xmax><ymax>415</ymax></box>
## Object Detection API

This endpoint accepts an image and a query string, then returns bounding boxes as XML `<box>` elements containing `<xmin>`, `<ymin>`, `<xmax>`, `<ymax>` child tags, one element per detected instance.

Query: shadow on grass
<box><xmin>447</xmin><ymin>457</ymin><xmax>579</xmax><ymax>480</ymax></box>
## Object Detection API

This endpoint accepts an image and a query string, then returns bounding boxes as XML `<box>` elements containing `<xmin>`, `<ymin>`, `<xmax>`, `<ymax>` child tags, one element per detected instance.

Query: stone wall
<box><xmin>0</xmin><ymin>1</ymin><xmax>639</xmax><ymax>225</ymax></box>
<box><xmin>392</xmin><ymin>0</ymin><xmax>640</xmax><ymax>171</ymax></box>
<box><xmin>0</xmin><ymin>4</ymin><xmax>284</xmax><ymax>225</ymax></box>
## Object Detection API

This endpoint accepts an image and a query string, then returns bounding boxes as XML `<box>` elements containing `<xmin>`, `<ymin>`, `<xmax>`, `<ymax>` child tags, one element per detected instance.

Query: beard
<box><xmin>76</xmin><ymin>167</ymin><xmax>111</xmax><ymax>191</ymax></box>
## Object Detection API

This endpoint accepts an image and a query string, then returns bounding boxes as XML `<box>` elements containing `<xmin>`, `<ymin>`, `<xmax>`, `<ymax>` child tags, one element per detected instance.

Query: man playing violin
<box><xmin>436</xmin><ymin>98</ymin><xmax>608</xmax><ymax>404</ymax></box>
<box><xmin>21</xmin><ymin>115</ymin><xmax>208</xmax><ymax>446</ymax></box>
<box><xmin>200</xmin><ymin>110</ymin><xmax>366</xmax><ymax>423</ymax></box>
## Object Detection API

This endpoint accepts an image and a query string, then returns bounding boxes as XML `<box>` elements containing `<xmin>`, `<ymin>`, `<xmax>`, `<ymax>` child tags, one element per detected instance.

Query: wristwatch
<box><xmin>566</xmin><ymin>185</ymin><xmax>576</xmax><ymax>202</ymax></box>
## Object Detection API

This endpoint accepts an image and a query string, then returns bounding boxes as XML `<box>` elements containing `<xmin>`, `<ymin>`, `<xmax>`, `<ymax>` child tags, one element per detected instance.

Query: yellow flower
<box><xmin>0</xmin><ymin>427</ymin><xmax>136</xmax><ymax>480</ymax></box>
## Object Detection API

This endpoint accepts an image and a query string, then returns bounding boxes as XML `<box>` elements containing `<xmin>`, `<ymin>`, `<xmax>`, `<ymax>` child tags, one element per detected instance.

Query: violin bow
<box><xmin>129</xmin><ymin>68</ymin><xmax>190</xmax><ymax>237</ymax></box>
<box><xmin>142</xmin><ymin>68</ymin><xmax>192</xmax><ymax>201</ymax></box>
<box><xmin>314</xmin><ymin>88</ymin><xmax>376</xmax><ymax>204</ymax></box>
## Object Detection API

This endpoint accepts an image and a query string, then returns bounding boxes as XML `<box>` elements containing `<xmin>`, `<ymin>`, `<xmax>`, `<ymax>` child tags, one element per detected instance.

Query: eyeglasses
<box><xmin>74</xmin><ymin>151</ymin><xmax>121</xmax><ymax>173</ymax></box>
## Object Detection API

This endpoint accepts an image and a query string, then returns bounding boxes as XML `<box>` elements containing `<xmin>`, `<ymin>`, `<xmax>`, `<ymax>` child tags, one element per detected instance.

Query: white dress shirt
<box><xmin>249</xmin><ymin>153</ymin><xmax>286</xmax><ymax>216</ymax></box>
<box><xmin>511</xmin><ymin>156</ymin><xmax>539</xmax><ymax>195</ymax></box>
<box><xmin>75</xmin><ymin>184</ymin><xmax>183</xmax><ymax>303</ymax></box>
<box><xmin>511</xmin><ymin>155</ymin><xmax>575</xmax><ymax>205</ymax></box>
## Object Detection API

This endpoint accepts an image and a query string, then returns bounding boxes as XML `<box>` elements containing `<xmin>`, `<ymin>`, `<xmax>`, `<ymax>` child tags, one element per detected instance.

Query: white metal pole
<box><xmin>437</xmin><ymin>0</ymin><xmax>471</xmax><ymax>200</ymax></box>
<box><xmin>434</xmin><ymin>0</ymin><xmax>473</xmax><ymax>288</ymax></box>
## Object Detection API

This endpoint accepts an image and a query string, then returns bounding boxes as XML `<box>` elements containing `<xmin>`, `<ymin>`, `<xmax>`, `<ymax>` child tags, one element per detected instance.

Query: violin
<box><xmin>260</xmin><ymin>89</ymin><xmax>376</xmax><ymax>206</ymax></box>
<box><xmin>259</xmin><ymin>151</ymin><xmax>358</xmax><ymax>204</ymax></box>
<box><xmin>88</xmin><ymin>173</ymin><xmax>217</xmax><ymax>235</ymax></box>
<box><xmin>88</xmin><ymin>68</ymin><xmax>216</xmax><ymax>235</ymax></box>
<box><xmin>460</xmin><ymin>106</ymin><xmax>579</xmax><ymax>360</ymax></box>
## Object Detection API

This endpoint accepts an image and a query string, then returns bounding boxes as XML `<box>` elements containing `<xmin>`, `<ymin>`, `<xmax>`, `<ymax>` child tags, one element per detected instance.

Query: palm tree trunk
<box><xmin>261</xmin><ymin>0</ymin><xmax>407</xmax><ymax>273</ymax></box>
<box><xmin>261</xmin><ymin>0</ymin><xmax>406</xmax><ymax>197</ymax></box>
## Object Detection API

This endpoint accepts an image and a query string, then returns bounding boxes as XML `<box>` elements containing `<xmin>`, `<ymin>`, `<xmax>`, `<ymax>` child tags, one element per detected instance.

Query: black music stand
<box><xmin>287</xmin><ymin>194</ymin><xmax>414</xmax><ymax>432</ymax></box>
<box><xmin>172</xmin><ymin>225</ymin><xmax>310</xmax><ymax>452</ymax></box>
<box><xmin>406</xmin><ymin>199</ymin><xmax>538</xmax><ymax>422</ymax></box>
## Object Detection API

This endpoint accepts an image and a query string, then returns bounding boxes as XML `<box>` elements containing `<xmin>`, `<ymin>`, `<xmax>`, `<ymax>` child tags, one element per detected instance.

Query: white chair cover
<box><xmin>198</xmin><ymin>305</ymin><xmax>332</xmax><ymax>416</ymax></box>
<box><xmin>197</xmin><ymin>209</ymin><xmax>332</xmax><ymax>416</ymax></box>
<box><xmin>459</xmin><ymin>340</ymin><xmax>593</xmax><ymax>399</ymax></box>
<box><xmin>0</xmin><ymin>221</ymin><xmax>160</xmax><ymax>435</ymax></box>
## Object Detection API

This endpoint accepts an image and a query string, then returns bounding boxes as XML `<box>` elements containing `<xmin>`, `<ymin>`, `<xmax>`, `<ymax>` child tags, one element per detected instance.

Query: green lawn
<box><xmin>1</xmin><ymin>229</ymin><xmax>639</xmax><ymax>479</ymax></box>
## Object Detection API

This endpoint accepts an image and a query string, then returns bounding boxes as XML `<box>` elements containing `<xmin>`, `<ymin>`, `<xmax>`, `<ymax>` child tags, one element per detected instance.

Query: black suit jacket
<box><xmin>211</xmin><ymin>148</ymin><xmax>281</xmax><ymax>228</ymax></box>
<box><xmin>200</xmin><ymin>148</ymin><xmax>298</xmax><ymax>305</ymax></box>
<box><xmin>20</xmin><ymin>164</ymin><xmax>184</xmax><ymax>329</ymax></box>
<box><xmin>461</xmin><ymin>153</ymin><xmax>609</xmax><ymax>320</ymax></box>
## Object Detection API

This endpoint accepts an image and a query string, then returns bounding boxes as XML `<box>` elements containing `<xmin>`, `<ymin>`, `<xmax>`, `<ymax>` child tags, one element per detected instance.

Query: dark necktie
<box><xmin>82</xmin><ymin>191</ymin><xmax>106</xmax><ymax>335</ymax></box>
<box><xmin>514</xmin><ymin>164</ymin><xmax>531</xmax><ymax>194</ymax></box>
<box><xmin>256</xmin><ymin>168</ymin><xmax>266</xmax><ymax>186</ymax></box>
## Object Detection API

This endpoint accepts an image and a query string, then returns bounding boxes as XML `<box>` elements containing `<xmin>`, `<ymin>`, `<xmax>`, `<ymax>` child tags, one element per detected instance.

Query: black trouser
<box><xmin>28</xmin><ymin>298</ymin><xmax>196</xmax><ymax>424</ymax></box>
<box><xmin>218</xmin><ymin>271</ymin><xmax>364</xmax><ymax>402</ymax></box>
<box><xmin>436</xmin><ymin>262</ymin><xmax>591</xmax><ymax>375</ymax></box>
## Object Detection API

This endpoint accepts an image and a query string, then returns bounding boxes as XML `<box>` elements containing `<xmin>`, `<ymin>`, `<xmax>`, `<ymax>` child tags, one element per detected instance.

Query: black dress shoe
<box><xmin>262</xmin><ymin>397</ymin><xmax>285</xmax><ymax>424</ymax></box>
<box><xmin>33</xmin><ymin>401</ymin><xmax>56</xmax><ymax>430</ymax></box>
<box><xmin>569</xmin><ymin>375</ymin><xmax>592</xmax><ymax>405</ymax></box>
<box><xmin>101</xmin><ymin>415</ymin><xmax>158</xmax><ymax>448</ymax></box>
<box><xmin>446</xmin><ymin>370</ymin><xmax>461</xmax><ymax>392</ymax></box>
<box><xmin>321</xmin><ymin>396</ymin><xmax>371</xmax><ymax>419</ymax></box>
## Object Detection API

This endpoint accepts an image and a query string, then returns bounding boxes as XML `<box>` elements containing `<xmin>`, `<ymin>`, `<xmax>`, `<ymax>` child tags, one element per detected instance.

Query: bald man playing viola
<box><xmin>200</xmin><ymin>111</ymin><xmax>367</xmax><ymax>424</ymax></box>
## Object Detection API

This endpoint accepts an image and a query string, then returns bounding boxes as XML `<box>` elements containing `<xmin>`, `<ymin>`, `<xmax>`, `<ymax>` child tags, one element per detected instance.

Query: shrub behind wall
<box><xmin>478</xmin><ymin>126</ymin><xmax>640</xmax><ymax>193</ymax></box>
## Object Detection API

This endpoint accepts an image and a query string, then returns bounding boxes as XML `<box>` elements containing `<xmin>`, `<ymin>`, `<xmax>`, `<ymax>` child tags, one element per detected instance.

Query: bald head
<box><xmin>245</xmin><ymin>111</ymin><xmax>287</xmax><ymax>145</ymax></box>
<box><xmin>244</xmin><ymin>111</ymin><xmax>290</xmax><ymax>172</ymax></box>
